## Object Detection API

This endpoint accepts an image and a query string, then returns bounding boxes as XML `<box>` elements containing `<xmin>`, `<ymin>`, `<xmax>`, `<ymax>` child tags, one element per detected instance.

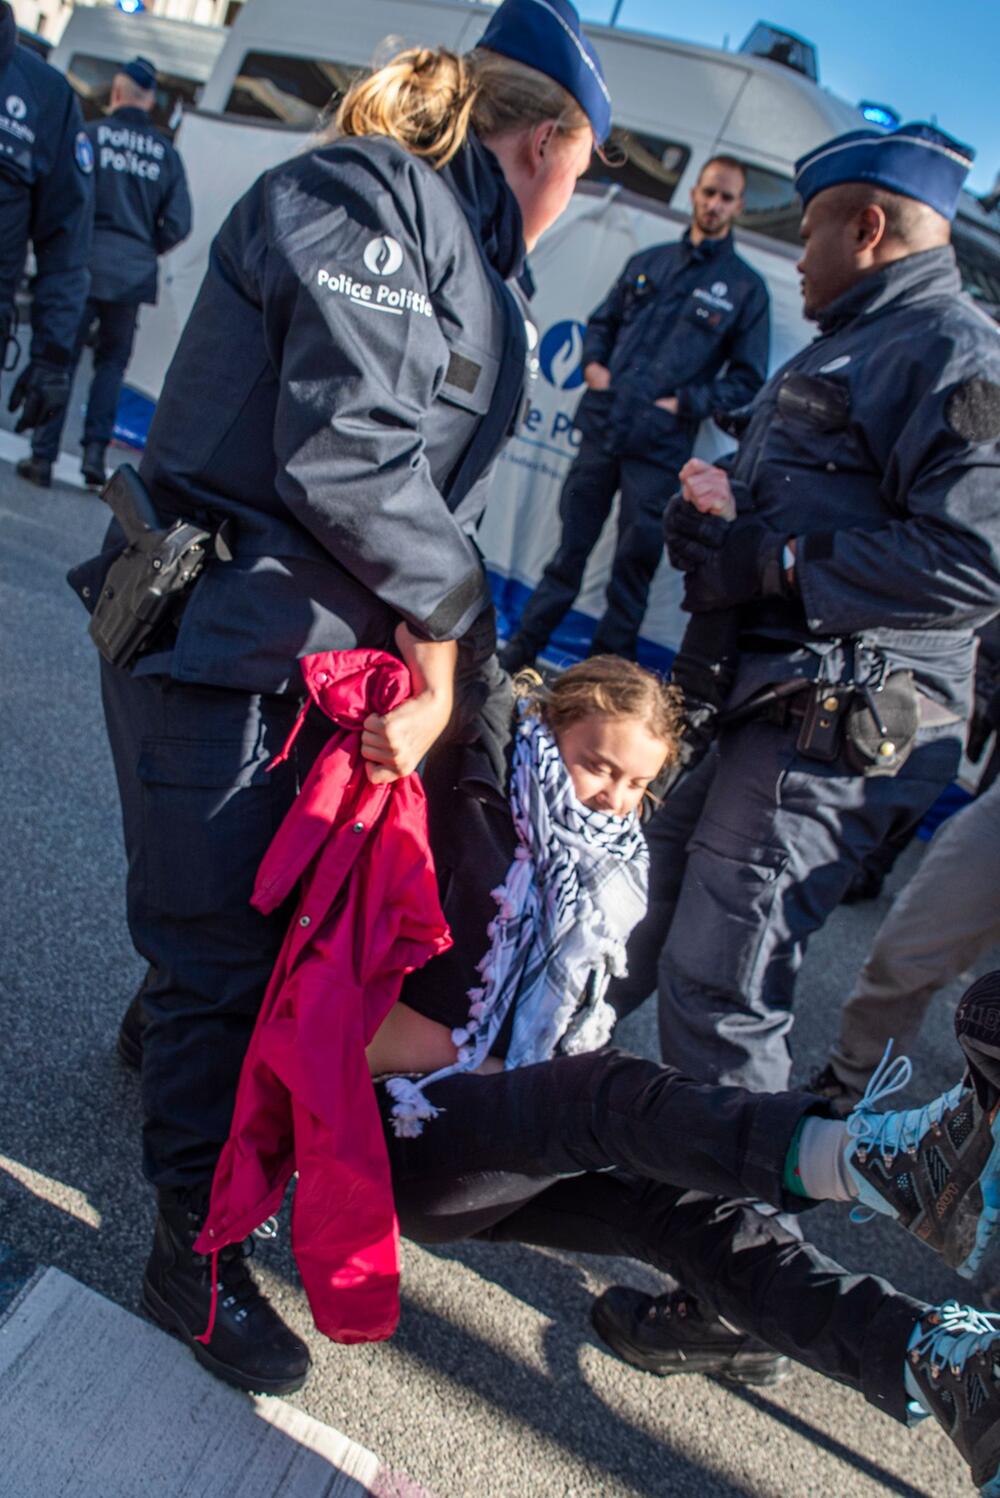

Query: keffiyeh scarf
<box><xmin>386</xmin><ymin>704</ymin><xmax>649</xmax><ymax>1136</ymax></box>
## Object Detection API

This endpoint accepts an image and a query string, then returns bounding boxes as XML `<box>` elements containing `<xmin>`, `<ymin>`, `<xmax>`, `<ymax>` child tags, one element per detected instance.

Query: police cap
<box><xmin>479</xmin><ymin>0</ymin><xmax>612</xmax><ymax>145</ymax></box>
<box><xmin>121</xmin><ymin>56</ymin><xmax>157</xmax><ymax>92</ymax></box>
<box><xmin>795</xmin><ymin>122</ymin><xmax>974</xmax><ymax>222</ymax></box>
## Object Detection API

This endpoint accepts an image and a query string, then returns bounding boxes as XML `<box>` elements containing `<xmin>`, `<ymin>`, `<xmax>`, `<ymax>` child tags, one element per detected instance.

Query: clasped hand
<box><xmin>361</xmin><ymin>624</ymin><xmax>457</xmax><ymax>784</ymax></box>
<box><xmin>664</xmin><ymin>459</ymin><xmax>784</xmax><ymax>612</ymax></box>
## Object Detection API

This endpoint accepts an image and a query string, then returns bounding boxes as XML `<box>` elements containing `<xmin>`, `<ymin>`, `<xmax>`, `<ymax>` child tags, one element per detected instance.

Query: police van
<box><xmin>75</xmin><ymin>0</ymin><xmax>1000</xmax><ymax>665</ymax></box>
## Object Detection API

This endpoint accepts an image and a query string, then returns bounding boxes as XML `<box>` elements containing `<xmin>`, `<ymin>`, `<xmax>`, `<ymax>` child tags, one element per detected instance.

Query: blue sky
<box><xmin>581</xmin><ymin>0</ymin><xmax>998</xmax><ymax>195</ymax></box>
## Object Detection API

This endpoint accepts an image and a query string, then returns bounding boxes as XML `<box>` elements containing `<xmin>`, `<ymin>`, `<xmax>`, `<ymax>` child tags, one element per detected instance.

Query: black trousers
<box><xmin>515</xmin><ymin>438</ymin><xmax>679</xmax><ymax>660</ymax></box>
<box><xmin>100</xmin><ymin>659</ymin><xmax>331</xmax><ymax>1189</ymax></box>
<box><xmin>32</xmin><ymin>298</ymin><xmax>140</xmax><ymax>461</ymax></box>
<box><xmin>381</xmin><ymin>1054</ymin><xmax>920</xmax><ymax>1426</ymax></box>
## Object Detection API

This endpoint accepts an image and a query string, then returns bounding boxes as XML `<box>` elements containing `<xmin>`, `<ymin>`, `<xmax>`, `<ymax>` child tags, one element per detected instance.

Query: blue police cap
<box><xmin>478</xmin><ymin>0</ymin><xmax>612</xmax><ymax>145</ymax></box>
<box><xmin>121</xmin><ymin>55</ymin><xmax>157</xmax><ymax>92</ymax></box>
<box><xmin>794</xmin><ymin>122</ymin><xmax>974</xmax><ymax>222</ymax></box>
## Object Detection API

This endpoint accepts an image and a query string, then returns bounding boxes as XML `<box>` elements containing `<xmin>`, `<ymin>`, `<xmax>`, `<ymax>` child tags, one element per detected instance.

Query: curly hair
<box><xmin>515</xmin><ymin>656</ymin><xmax>684</xmax><ymax>765</ymax></box>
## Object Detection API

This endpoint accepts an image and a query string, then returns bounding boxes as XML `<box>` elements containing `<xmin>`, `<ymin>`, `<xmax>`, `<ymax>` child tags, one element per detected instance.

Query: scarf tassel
<box><xmin>385</xmin><ymin>1076</ymin><xmax>441</xmax><ymax>1139</ymax></box>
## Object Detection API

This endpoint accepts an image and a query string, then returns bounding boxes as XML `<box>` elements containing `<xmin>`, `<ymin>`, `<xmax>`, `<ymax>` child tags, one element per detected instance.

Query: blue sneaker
<box><xmin>906</xmin><ymin>1303</ymin><xmax>1000</xmax><ymax>1495</ymax></box>
<box><xmin>843</xmin><ymin>1044</ymin><xmax>1000</xmax><ymax>1278</ymax></box>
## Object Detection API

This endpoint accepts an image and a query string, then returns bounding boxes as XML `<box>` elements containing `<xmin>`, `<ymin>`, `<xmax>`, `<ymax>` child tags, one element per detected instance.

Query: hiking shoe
<box><xmin>81</xmin><ymin>442</ymin><xmax>106</xmax><ymax>488</ymax></box>
<box><xmin>906</xmin><ymin>1302</ymin><xmax>1000</xmax><ymax>1495</ymax></box>
<box><xmin>15</xmin><ymin>455</ymin><xmax>51</xmax><ymax>488</ymax></box>
<box><xmin>843</xmin><ymin>1042</ymin><xmax>1000</xmax><ymax>1278</ymax></box>
<box><xmin>143</xmin><ymin>1192</ymin><xmax>310</xmax><ymax>1396</ymax></box>
<box><xmin>116</xmin><ymin>986</ymin><xmax>145</xmax><ymax>1070</ymax></box>
<box><xmin>808</xmin><ymin>1062</ymin><xmax>862</xmax><ymax>1119</ymax></box>
<box><xmin>498</xmin><ymin>634</ymin><xmax>538</xmax><ymax>676</ymax></box>
<box><xmin>591</xmin><ymin>1285</ymin><xmax>791</xmax><ymax>1385</ymax></box>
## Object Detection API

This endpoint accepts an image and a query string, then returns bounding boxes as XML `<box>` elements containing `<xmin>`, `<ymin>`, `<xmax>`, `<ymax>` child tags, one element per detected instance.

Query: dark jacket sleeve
<box><xmin>254</xmin><ymin>155</ymin><xmax>491</xmax><ymax>642</ymax></box>
<box><xmin>580</xmin><ymin>257</ymin><xmax>638</xmax><ymax>368</ymax></box>
<box><xmin>798</xmin><ymin>366</ymin><xmax>1000</xmax><ymax>633</ymax></box>
<box><xmin>676</xmin><ymin>276</ymin><xmax>771</xmax><ymax>423</ymax></box>
<box><xmin>155</xmin><ymin>151</ymin><xmax>193</xmax><ymax>256</ymax></box>
<box><xmin>29</xmin><ymin>86</ymin><xmax>93</xmax><ymax>360</ymax></box>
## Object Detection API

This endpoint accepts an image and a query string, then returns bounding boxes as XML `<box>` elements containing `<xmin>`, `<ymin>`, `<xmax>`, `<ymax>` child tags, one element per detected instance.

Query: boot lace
<box><xmin>910</xmin><ymin>1302</ymin><xmax>1000</xmax><ymax>1379</ymax></box>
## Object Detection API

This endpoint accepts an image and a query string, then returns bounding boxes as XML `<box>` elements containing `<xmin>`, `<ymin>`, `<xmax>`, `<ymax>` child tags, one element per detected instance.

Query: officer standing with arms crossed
<box><xmin>593</xmin><ymin>122</ymin><xmax>1000</xmax><ymax>1379</ymax></box>
<box><xmin>18</xmin><ymin>55</ymin><xmax>191</xmax><ymax>490</ymax></box>
<box><xmin>500</xmin><ymin>155</ymin><xmax>770</xmax><ymax>669</ymax></box>
<box><xmin>0</xmin><ymin>1</ymin><xmax>93</xmax><ymax>442</ymax></box>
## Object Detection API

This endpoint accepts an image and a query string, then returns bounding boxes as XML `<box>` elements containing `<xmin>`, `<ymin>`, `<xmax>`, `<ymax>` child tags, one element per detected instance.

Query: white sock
<box><xmin>795</xmin><ymin>1117</ymin><xmax>858</xmax><ymax>1202</ymax></box>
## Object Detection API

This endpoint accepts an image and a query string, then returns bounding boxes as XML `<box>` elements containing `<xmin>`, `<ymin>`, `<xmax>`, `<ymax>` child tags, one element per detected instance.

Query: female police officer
<box><xmin>78</xmin><ymin>0</ymin><xmax>611</xmax><ymax>1395</ymax></box>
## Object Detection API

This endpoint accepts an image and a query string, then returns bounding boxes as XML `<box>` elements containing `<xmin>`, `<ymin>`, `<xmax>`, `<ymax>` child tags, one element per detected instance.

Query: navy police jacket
<box><xmin>81</xmin><ymin>133</ymin><xmax>528</xmax><ymax>694</ymax></box>
<box><xmin>575</xmin><ymin>231</ymin><xmax>770</xmax><ymax>467</ymax></box>
<box><xmin>724</xmin><ymin>246</ymin><xmax>1000</xmax><ymax>717</ymax></box>
<box><xmin>86</xmin><ymin>106</ymin><xmax>192</xmax><ymax>305</ymax></box>
<box><xmin>0</xmin><ymin>1</ymin><xmax>93</xmax><ymax>358</ymax></box>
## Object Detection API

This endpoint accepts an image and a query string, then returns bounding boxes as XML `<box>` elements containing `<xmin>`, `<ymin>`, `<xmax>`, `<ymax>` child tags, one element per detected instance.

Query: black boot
<box><xmin>81</xmin><ymin>442</ymin><xmax>106</xmax><ymax>488</ymax></box>
<box><xmin>591</xmin><ymin>1285</ymin><xmax>791</xmax><ymax>1385</ymax></box>
<box><xmin>15</xmin><ymin>454</ymin><xmax>52</xmax><ymax>488</ymax></box>
<box><xmin>144</xmin><ymin>1190</ymin><xmax>311</xmax><ymax>1396</ymax></box>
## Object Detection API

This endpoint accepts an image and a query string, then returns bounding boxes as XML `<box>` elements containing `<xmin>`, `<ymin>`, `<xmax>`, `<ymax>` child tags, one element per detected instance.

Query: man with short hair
<box><xmin>594</xmin><ymin>120</ymin><xmax>1000</xmax><ymax>1380</ymax></box>
<box><xmin>18</xmin><ymin>55</ymin><xmax>191</xmax><ymax>489</ymax></box>
<box><xmin>500</xmin><ymin>156</ymin><xmax>770</xmax><ymax>668</ymax></box>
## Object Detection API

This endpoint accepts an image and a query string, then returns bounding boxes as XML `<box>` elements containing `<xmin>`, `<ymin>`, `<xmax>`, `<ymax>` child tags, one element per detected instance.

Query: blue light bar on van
<box><xmin>859</xmin><ymin>101</ymin><xmax>900</xmax><ymax>130</ymax></box>
<box><xmin>117</xmin><ymin>0</ymin><xmax>145</xmax><ymax>13</ymax></box>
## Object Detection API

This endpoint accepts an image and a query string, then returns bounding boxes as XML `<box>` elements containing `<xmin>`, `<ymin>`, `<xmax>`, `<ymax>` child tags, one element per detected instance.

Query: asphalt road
<box><xmin>1</xmin><ymin>443</ymin><xmax>997</xmax><ymax>1498</ymax></box>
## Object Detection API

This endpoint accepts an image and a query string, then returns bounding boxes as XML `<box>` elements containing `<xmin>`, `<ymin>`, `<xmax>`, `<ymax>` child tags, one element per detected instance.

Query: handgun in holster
<box><xmin>88</xmin><ymin>464</ymin><xmax>233</xmax><ymax>670</ymax></box>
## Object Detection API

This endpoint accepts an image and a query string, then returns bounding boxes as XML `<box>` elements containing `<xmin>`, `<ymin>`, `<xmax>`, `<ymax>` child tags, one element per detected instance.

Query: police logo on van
<box><xmin>363</xmin><ymin>236</ymin><xmax>404</xmax><ymax>276</ymax></box>
<box><xmin>5</xmin><ymin>95</ymin><xmax>26</xmax><ymax>121</ymax></box>
<box><xmin>539</xmin><ymin>320</ymin><xmax>586</xmax><ymax>390</ymax></box>
<box><xmin>75</xmin><ymin>131</ymin><xmax>95</xmax><ymax>175</ymax></box>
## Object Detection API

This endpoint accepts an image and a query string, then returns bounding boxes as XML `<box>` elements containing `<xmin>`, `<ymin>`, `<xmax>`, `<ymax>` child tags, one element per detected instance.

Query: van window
<box><xmin>224</xmin><ymin>52</ymin><xmax>361</xmax><ymax>129</ymax></box>
<box><xmin>954</xmin><ymin>228</ymin><xmax>1000</xmax><ymax>321</ymax></box>
<box><xmin>737</xmin><ymin>165</ymin><xmax>801</xmax><ymax>245</ymax></box>
<box><xmin>66</xmin><ymin>53</ymin><xmax>200</xmax><ymax>138</ymax></box>
<box><xmin>583</xmin><ymin>128</ymin><xmax>689</xmax><ymax>206</ymax></box>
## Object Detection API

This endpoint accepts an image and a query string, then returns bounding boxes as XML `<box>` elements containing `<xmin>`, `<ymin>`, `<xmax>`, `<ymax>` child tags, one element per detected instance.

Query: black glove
<box><xmin>8</xmin><ymin>355</ymin><xmax>71</xmax><ymax>434</ymax></box>
<box><xmin>665</xmin><ymin>503</ymin><xmax>789</xmax><ymax>613</ymax></box>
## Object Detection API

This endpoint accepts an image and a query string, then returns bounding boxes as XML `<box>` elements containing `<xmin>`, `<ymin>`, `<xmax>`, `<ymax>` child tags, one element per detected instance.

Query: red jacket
<box><xmin>194</xmin><ymin>650</ymin><xmax>451</xmax><ymax>1343</ymax></box>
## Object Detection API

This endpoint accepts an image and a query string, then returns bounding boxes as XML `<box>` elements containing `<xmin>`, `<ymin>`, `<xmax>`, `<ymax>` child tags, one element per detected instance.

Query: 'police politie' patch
<box><xmin>75</xmin><ymin>131</ymin><xmax>94</xmax><ymax>175</ymax></box>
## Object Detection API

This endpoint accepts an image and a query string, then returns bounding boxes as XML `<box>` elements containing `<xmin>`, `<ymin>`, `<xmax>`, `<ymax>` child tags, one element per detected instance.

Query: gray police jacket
<box><xmin>79</xmin><ymin>133</ymin><xmax>528</xmax><ymax>694</ymax></box>
<box><xmin>726</xmin><ymin>246</ymin><xmax>1000</xmax><ymax>717</ymax></box>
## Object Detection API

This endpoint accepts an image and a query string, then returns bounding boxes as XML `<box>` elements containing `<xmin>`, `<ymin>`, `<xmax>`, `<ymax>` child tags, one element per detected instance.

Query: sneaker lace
<box><xmin>910</xmin><ymin>1301</ymin><xmax>1000</xmax><ymax>1378</ymax></box>
<box><xmin>845</xmin><ymin>1041</ymin><xmax>965</xmax><ymax>1223</ymax></box>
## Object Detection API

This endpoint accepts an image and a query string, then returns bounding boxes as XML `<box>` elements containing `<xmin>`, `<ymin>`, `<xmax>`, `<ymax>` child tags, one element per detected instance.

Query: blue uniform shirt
<box><xmin>0</xmin><ymin>1</ymin><xmax>94</xmax><ymax>358</ymax></box>
<box><xmin>86</xmin><ymin>106</ymin><xmax>192</xmax><ymax>305</ymax></box>
<box><xmin>575</xmin><ymin>231</ymin><xmax>770</xmax><ymax>466</ymax></box>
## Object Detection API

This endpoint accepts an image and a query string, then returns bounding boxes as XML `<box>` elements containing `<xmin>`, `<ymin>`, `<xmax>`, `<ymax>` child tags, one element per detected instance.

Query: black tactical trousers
<box><xmin>32</xmin><ymin>298</ymin><xmax>140</xmax><ymax>461</ymax></box>
<box><xmin>381</xmin><ymin>1054</ymin><xmax>919</xmax><ymax>1425</ymax></box>
<box><xmin>609</xmin><ymin>712</ymin><xmax>965</xmax><ymax>1092</ymax></box>
<box><xmin>100</xmin><ymin>659</ymin><xmax>330</xmax><ymax>1189</ymax></box>
<box><xmin>515</xmin><ymin>438</ymin><xmax>677</xmax><ymax>661</ymax></box>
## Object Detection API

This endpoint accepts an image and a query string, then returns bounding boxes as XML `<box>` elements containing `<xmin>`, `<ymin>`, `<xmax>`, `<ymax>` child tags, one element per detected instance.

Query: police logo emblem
<box><xmin>711</xmin><ymin>281</ymin><xmax>728</xmax><ymax>298</ymax></box>
<box><xmin>363</xmin><ymin>236</ymin><xmax>404</xmax><ymax>276</ymax></box>
<box><xmin>6</xmin><ymin>95</ymin><xmax>26</xmax><ymax>120</ymax></box>
<box><xmin>75</xmin><ymin>131</ymin><xmax>95</xmax><ymax>175</ymax></box>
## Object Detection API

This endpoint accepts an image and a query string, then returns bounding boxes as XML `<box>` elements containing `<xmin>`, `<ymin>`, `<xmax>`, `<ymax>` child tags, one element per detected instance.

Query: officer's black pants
<box><xmin>32</xmin><ymin>298</ymin><xmax>140</xmax><ymax>461</ymax></box>
<box><xmin>609</xmin><ymin>711</ymin><xmax>965</xmax><ymax>1092</ymax></box>
<box><xmin>515</xmin><ymin>438</ymin><xmax>677</xmax><ymax>660</ymax></box>
<box><xmin>381</xmin><ymin>1055</ymin><xmax>919</xmax><ymax>1425</ymax></box>
<box><xmin>100</xmin><ymin>659</ymin><xmax>331</xmax><ymax>1189</ymax></box>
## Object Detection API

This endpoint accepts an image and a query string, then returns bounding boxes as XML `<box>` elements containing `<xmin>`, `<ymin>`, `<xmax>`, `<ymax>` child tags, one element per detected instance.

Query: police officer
<box><xmin>592</xmin><ymin>118</ymin><xmax>1000</xmax><ymax>1382</ymax></box>
<box><xmin>500</xmin><ymin>156</ymin><xmax>770</xmax><ymax>669</ymax></box>
<box><xmin>71</xmin><ymin>0</ymin><xmax>612</xmax><ymax>1396</ymax></box>
<box><xmin>0</xmin><ymin>1</ymin><xmax>93</xmax><ymax>441</ymax></box>
<box><xmin>18</xmin><ymin>56</ymin><xmax>191</xmax><ymax>490</ymax></box>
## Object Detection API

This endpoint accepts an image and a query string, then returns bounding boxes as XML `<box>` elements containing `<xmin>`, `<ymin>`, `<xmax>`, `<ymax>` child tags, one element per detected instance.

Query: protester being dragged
<box><xmin>0</xmin><ymin>1</ymin><xmax>93</xmax><ymax>443</ymax></box>
<box><xmin>73</xmin><ymin>0</ymin><xmax>613</xmax><ymax>1398</ymax></box>
<box><xmin>19</xmin><ymin>55</ymin><xmax>191</xmax><ymax>491</ymax></box>
<box><xmin>500</xmin><ymin>154</ymin><xmax>769</xmax><ymax>670</ymax></box>
<box><xmin>176</xmin><ymin>649</ymin><xmax>1000</xmax><ymax>1497</ymax></box>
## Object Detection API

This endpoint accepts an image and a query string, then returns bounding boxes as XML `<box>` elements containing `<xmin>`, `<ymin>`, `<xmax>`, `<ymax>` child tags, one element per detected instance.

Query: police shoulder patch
<box><xmin>945</xmin><ymin>378</ymin><xmax>1000</xmax><ymax>443</ymax></box>
<box><xmin>74</xmin><ymin>131</ymin><xmax>94</xmax><ymax>176</ymax></box>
